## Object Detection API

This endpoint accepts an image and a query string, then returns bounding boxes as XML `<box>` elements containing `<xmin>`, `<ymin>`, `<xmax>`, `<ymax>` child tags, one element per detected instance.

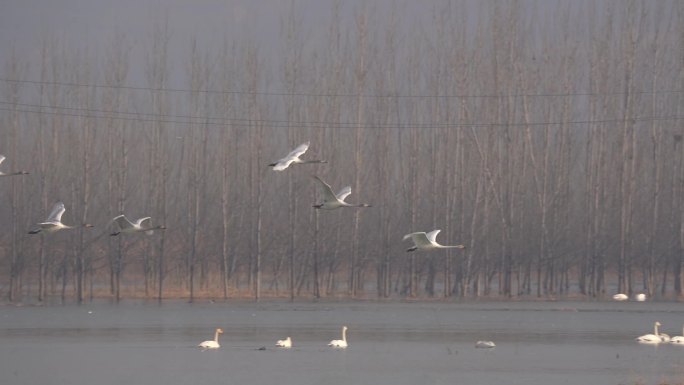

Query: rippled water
<box><xmin>1</xmin><ymin>300</ymin><xmax>684</xmax><ymax>385</ymax></box>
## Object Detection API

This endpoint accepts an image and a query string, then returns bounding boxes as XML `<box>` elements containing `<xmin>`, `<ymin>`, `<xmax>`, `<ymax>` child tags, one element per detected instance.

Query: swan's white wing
<box><xmin>0</xmin><ymin>155</ymin><xmax>5</xmax><ymax>166</ymax></box>
<box><xmin>134</xmin><ymin>217</ymin><xmax>152</xmax><ymax>228</ymax></box>
<box><xmin>335</xmin><ymin>186</ymin><xmax>352</xmax><ymax>202</ymax></box>
<box><xmin>426</xmin><ymin>229</ymin><xmax>442</xmax><ymax>244</ymax></box>
<box><xmin>403</xmin><ymin>232</ymin><xmax>422</xmax><ymax>242</ymax></box>
<box><xmin>313</xmin><ymin>176</ymin><xmax>339</xmax><ymax>202</ymax></box>
<box><xmin>286</xmin><ymin>141</ymin><xmax>310</xmax><ymax>159</ymax></box>
<box><xmin>403</xmin><ymin>232</ymin><xmax>433</xmax><ymax>248</ymax></box>
<box><xmin>112</xmin><ymin>215</ymin><xmax>135</xmax><ymax>230</ymax></box>
<box><xmin>47</xmin><ymin>202</ymin><xmax>66</xmax><ymax>223</ymax></box>
<box><xmin>272</xmin><ymin>158</ymin><xmax>295</xmax><ymax>171</ymax></box>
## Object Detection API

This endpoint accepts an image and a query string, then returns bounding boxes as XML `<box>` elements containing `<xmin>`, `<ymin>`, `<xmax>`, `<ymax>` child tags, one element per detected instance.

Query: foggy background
<box><xmin>0</xmin><ymin>0</ymin><xmax>683</xmax><ymax>303</ymax></box>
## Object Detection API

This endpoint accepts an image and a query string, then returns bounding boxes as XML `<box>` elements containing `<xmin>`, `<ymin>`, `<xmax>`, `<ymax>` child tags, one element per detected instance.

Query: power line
<box><xmin>2</xmin><ymin>103</ymin><xmax>682</xmax><ymax>130</ymax></box>
<box><xmin>2</xmin><ymin>77</ymin><xmax>684</xmax><ymax>99</ymax></box>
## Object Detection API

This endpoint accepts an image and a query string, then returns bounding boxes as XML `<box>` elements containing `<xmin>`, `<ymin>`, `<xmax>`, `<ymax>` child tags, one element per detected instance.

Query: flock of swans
<box><xmin>25</xmin><ymin>201</ymin><xmax>163</xmax><ymax>237</ymax></box>
<box><xmin>612</xmin><ymin>293</ymin><xmax>646</xmax><ymax>302</ymax></box>
<box><xmin>268</xmin><ymin>142</ymin><xmax>466</xmax><ymax>251</ymax></box>
<box><xmin>198</xmin><ymin>326</ymin><xmax>348</xmax><ymax>350</ymax></box>
<box><xmin>5</xmin><ymin>141</ymin><xmax>467</xmax><ymax>251</ymax></box>
<box><xmin>636</xmin><ymin>321</ymin><xmax>684</xmax><ymax>345</ymax></box>
<box><xmin>197</xmin><ymin>325</ymin><xmax>493</xmax><ymax>350</ymax></box>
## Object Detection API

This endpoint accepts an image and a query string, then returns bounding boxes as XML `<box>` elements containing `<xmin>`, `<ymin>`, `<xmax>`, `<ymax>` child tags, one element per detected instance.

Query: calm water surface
<box><xmin>1</xmin><ymin>300</ymin><xmax>684</xmax><ymax>385</ymax></box>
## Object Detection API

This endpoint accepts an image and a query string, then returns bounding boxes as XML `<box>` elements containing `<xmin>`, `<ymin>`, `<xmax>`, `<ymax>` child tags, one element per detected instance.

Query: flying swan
<box><xmin>199</xmin><ymin>328</ymin><xmax>223</xmax><ymax>349</ymax></box>
<box><xmin>276</xmin><ymin>336</ymin><xmax>292</xmax><ymax>348</ymax></box>
<box><xmin>109</xmin><ymin>215</ymin><xmax>166</xmax><ymax>236</ymax></box>
<box><xmin>0</xmin><ymin>155</ymin><xmax>28</xmax><ymax>177</ymax></box>
<box><xmin>28</xmin><ymin>202</ymin><xmax>93</xmax><ymax>234</ymax></box>
<box><xmin>403</xmin><ymin>230</ymin><xmax>465</xmax><ymax>252</ymax></box>
<box><xmin>312</xmin><ymin>176</ymin><xmax>371</xmax><ymax>210</ymax></box>
<box><xmin>268</xmin><ymin>141</ymin><xmax>326</xmax><ymax>171</ymax></box>
<box><xmin>328</xmin><ymin>326</ymin><xmax>348</xmax><ymax>348</ymax></box>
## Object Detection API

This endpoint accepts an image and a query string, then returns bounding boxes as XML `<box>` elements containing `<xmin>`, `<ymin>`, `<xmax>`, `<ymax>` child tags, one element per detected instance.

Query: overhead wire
<box><xmin>2</xmin><ymin>77</ymin><xmax>684</xmax><ymax>99</ymax></box>
<box><xmin>1</xmin><ymin>101</ymin><xmax>682</xmax><ymax>130</ymax></box>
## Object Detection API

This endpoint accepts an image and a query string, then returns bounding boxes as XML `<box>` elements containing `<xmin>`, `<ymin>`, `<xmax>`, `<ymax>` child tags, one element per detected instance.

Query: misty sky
<box><xmin>0</xmin><ymin>0</ymin><xmax>420</xmax><ymax>82</ymax></box>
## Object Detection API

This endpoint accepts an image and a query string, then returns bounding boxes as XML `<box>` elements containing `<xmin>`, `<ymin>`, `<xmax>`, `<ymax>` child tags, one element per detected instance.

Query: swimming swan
<box><xmin>109</xmin><ymin>215</ymin><xmax>166</xmax><ymax>236</ymax></box>
<box><xmin>0</xmin><ymin>155</ymin><xmax>28</xmax><ymax>176</ymax></box>
<box><xmin>28</xmin><ymin>202</ymin><xmax>93</xmax><ymax>234</ymax></box>
<box><xmin>276</xmin><ymin>336</ymin><xmax>292</xmax><ymax>348</ymax></box>
<box><xmin>669</xmin><ymin>326</ymin><xmax>684</xmax><ymax>344</ymax></box>
<box><xmin>328</xmin><ymin>326</ymin><xmax>348</xmax><ymax>348</ymax></box>
<box><xmin>312</xmin><ymin>176</ymin><xmax>371</xmax><ymax>210</ymax></box>
<box><xmin>634</xmin><ymin>293</ymin><xmax>646</xmax><ymax>302</ymax></box>
<box><xmin>475</xmin><ymin>340</ymin><xmax>496</xmax><ymax>348</ymax></box>
<box><xmin>403</xmin><ymin>230</ymin><xmax>465</xmax><ymax>252</ymax></box>
<box><xmin>268</xmin><ymin>141</ymin><xmax>326</xmax><ymax>171</ymax></box>
<box><xmin>199</xmin><ymin>328</ymin><xmax>223</xmax><ymax>349</ymax></box>
<box><xmin>636</xmin><ymin>322</ymin><xmax>664</xmax><ymax>344</ymax></box>
<box><xmin>612</xmin><ymin>293</ymin><xmax>628</xmax><ymax>301</ymax></box>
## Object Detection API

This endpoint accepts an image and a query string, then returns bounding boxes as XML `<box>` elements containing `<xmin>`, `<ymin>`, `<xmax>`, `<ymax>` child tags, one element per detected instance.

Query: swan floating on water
<box><xmin>28</xmin><ymin>202</ymin><xmax>93</xmax><ymax>234</ymax></box>
<box><xmin>269</xmin><ymin>142</ymin><xmax>326</xmax><ymax>171</ymax></box>
<box><xmin>612</xmin><ymin>293</ymin><xmax>628</xmax><ymax>301</ymax></box>
<box><xmin>199</xmin><ymin>328</ymin><xmax>223</xmax><ymax>349</ymax></box>
<box><xmin>669</xmin><ymin>326</ymin><xmax>684</xmax><ymax>344</ymax></box>
<box><xmin>109</xmin><ymin>215</ymin><xmax>166</xmax><ymax>236</ymax></box>
<box><xmin>634</xmin><ymin>293</ymin><xmax>646</xmax><ymax>302</ymax></box>
<box><xmin>475</xmin><ymin>340</ymin><xmax>496</xmax><ymax>348</ymax></box>
<box><xmin>403</xmin><ymin>230</ymin><xmax>465</xmax><ymax>252</ymax></box>
<box><xmin>312</xmin><ymin>176</ymin><xmax>371</xmax><ymax>210</ymax></box>
<box><xmin>636</xmin><ymin>322</ymin><xmax>664</xmax><ymax>344</ymax></box>
<box><xmin>276</xmin><ymin>336</ymin><xmax>292</xmax><ymax>348</ymax></box>
<box><xmin>328</xmin><ymin>326</ymin><xmax>348</xmax><ymax>348</ymax></box>
<box><xmin>0</xmin><ymin>155</ymin><xmax>28</xmax><ymax>177</ymax></box>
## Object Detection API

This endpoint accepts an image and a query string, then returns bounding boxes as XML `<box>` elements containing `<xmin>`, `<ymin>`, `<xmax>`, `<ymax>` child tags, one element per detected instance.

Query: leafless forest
<box><xmin>1</xmin><ymin>1</ymin><xmax>683</xmax><ymax>303</ymax></box>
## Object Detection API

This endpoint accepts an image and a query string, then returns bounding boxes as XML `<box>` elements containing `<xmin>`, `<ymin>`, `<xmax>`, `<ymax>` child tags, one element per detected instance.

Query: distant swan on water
<box><xmin>636</xmin><ymin>322</ymin><xmax>664</xmax><ymax>344</ymax></box>
<box><xmin>634</xmin><ymin>293</ymin><xmax>646</xmax><ymax>302</ymax></box>
<box><xmin>28</xmin><ymin>202</ymin><xmax>93</xmax><ymax>234</ymax></box>
<box><xmin>199</xmin><ymin>328</ymin><xmax>223</xmax><ymax>349</ymax></box>
<box><xmin>475</xmin><ymin>340</ymin><xmax>496</xmax><ymax>348</ymax></box>
<box><xmin>109</xmin><ymin>215</ymin><xmax>166</xmax><ymax>236</ymax></box>
<box><xmin>276</xmin><ymin>336</ymin><xmax>292</xmax><ymax>348</ymax></box>
<box><xmin>612</xmin><ymin>293</ymin><xmax>628</xmax><ymax>301</ymax></box>
<box><xmin>268</xmin><ymin>142</ymin><xmax>326</xmax><ymax>171</ymax></box>
<box><xmin>670</xmin><ymin>326</ymin><xmax>684</xmax><ymax>344</ymax></box>
<box><xmin>312</xmin><ymin>176</ymin><xmax>371</xmax><ymax>210</ymax></box>
<box><xmin>328</xmin><ymin>326</ymin><xmax>348</xmax><ymax>348</ymax></box>
<box><xmin>403</xmin><ymin>230</ymin><xmax>465</xmax><ymax>252</ymax></box>
<box><xmin>0</xmin><ymin>155</ymin><xmax>28</xmax><ymax>176</ymax></box>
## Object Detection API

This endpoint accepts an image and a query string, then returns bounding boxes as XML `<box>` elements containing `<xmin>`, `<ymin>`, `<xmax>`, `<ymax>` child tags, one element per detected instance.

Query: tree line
<box><xmin>1</xmin><ymin>1</ymin><xmax>683</xmax><ymax>303</ymax></box>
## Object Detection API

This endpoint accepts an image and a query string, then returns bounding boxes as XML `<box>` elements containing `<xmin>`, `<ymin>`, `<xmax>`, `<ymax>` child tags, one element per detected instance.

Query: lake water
<box><xmin>1</xmin><ymin>300</ymin><xmax>684</xmax><ymax>385</ymax></box>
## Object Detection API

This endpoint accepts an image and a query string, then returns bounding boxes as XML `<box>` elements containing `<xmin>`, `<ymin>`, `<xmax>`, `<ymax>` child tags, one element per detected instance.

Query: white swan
<box><xmin>0</xmin><ymin>155</ymin><xmax>28</xmax><ymax>176</ymax></box>
<box><xmin>276</xmin><ymin>336</ymin><xmax>292</xmax><ymax>348</ymax></box>
<box><xmin>110</xmin><ymin>215</ymin><xmax>166</xmax><ymax>236</ymax></box>
<box><xmin>475</xmin><ymin>340</ymin><xmax>496</xmax><ymax>348</ymax></box>
<box><xmin>636</xmin><ymin>322</ymin><xmax>664</xmax><ymax>344</ymax></box>
<box><xmin>669</xmin><ymin>326</ymin><xmax>684</xmax><ymax>344</ymax></box>
<box><xmin>328</xmin><ymin>326</ymin><xmax>348</xmax><ymax>348</ymax></box>
<box><xmin>199</xmin><ymin>328</ymin><xmax>223</xmax><ymax>349</ymax></box>
<box><xmin>403</xmin><ymin>230</ymin><xmax>465</xmax><ymax>252</ymax></box>
<box><xmin>312</xmin><ymin>176</ymin><xmax>371</xmax><ymax>210</ymax></box>
<box><xmin>268</xmin><ymin>141</ymin><xmax>326</xmax><ymax>171</ymax></box>
<box><xmin>28</xmin><ymin>202</ymin><xmax>93</xmax><ymax>234</ymax></box>
<box><xmin>612</xmin><ymin>293</ymin><xmax>628</xmax><ymax>301</ymax></box>
<box><xmin>634</xmin><ymin>293</ymin><xmax>646</xmax><ymax>302</ymax></box>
